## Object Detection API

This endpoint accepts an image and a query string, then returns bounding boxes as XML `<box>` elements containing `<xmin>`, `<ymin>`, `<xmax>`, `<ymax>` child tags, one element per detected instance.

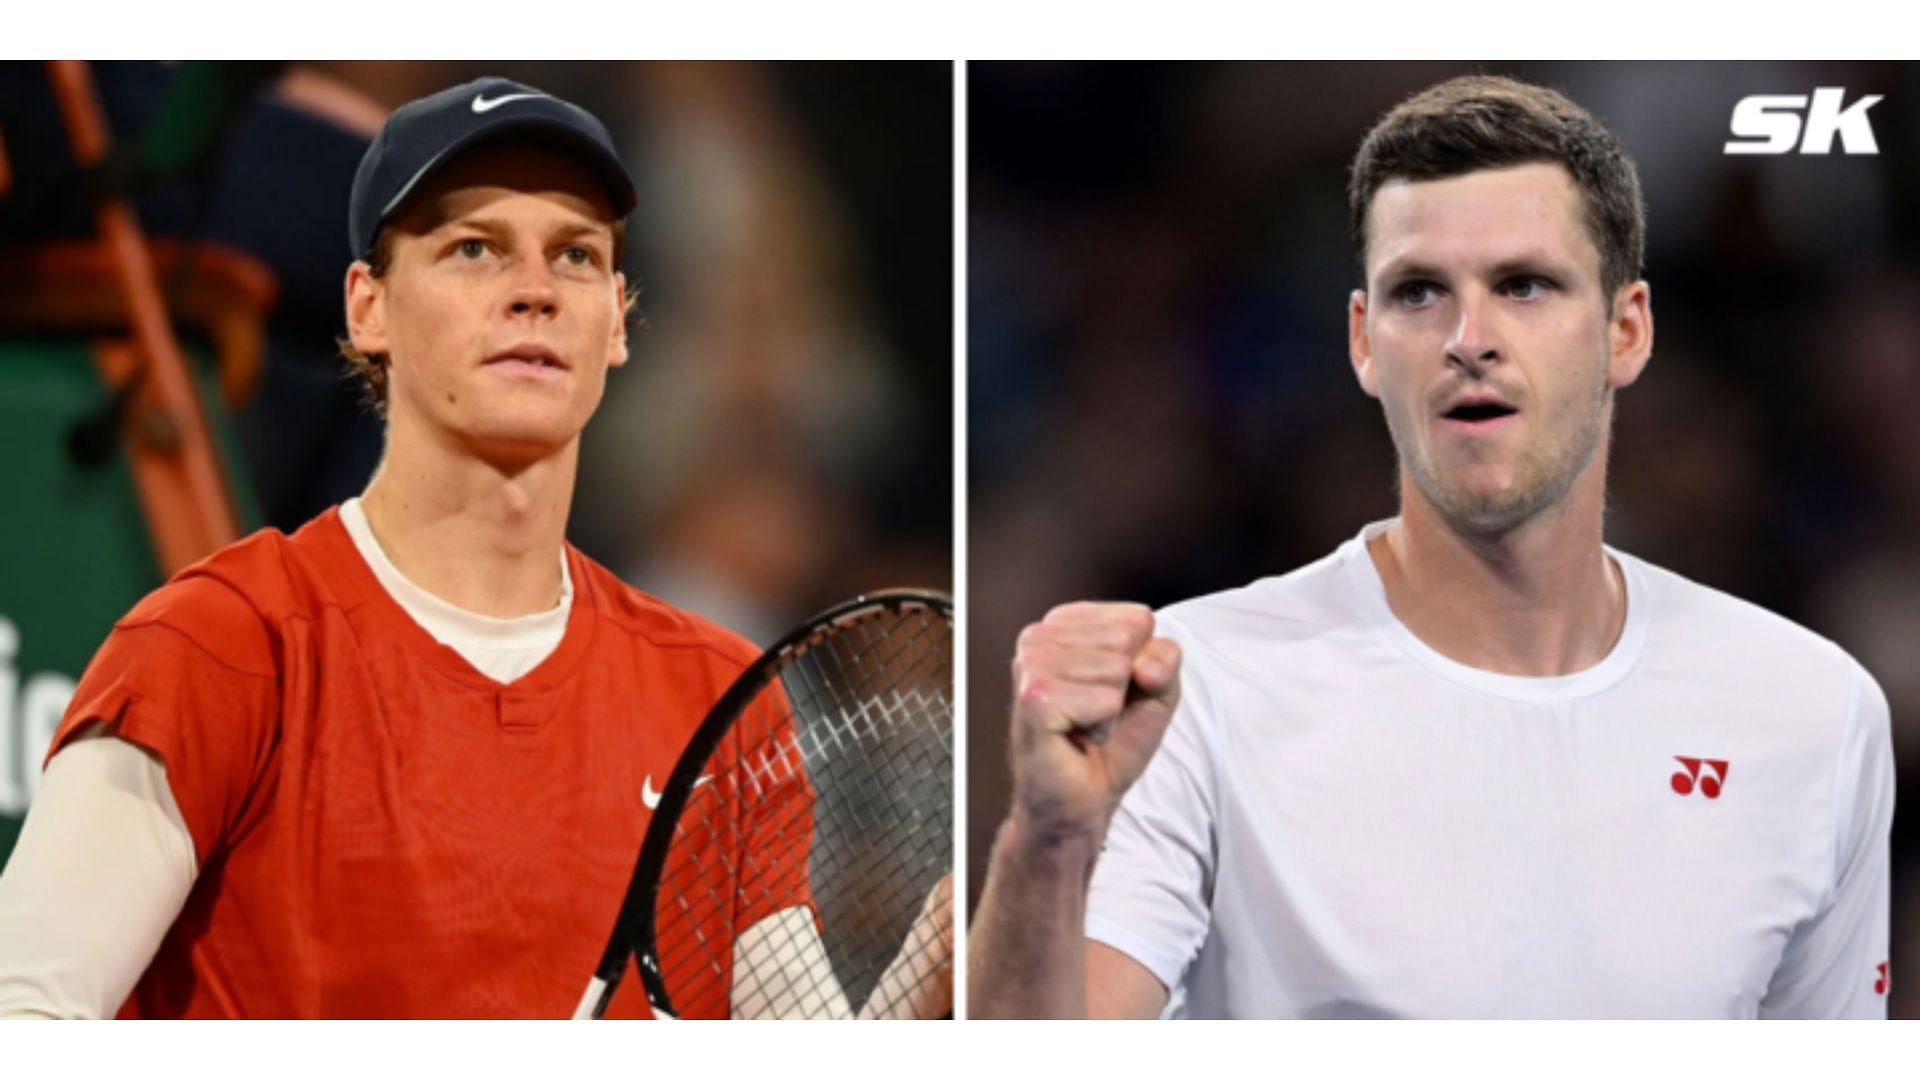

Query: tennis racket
<box><xmin>574</xmin><ymin>589</ymin><xmax>954</xmax><ymax>1019</ymax></box>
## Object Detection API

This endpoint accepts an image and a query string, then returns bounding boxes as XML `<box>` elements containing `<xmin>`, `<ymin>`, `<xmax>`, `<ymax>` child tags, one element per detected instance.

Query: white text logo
<box><xmin>1725</xmin><ymin>88</ymin><xmax>1883</xmax><ymax>156</ymax></box>
<box><xmin>0</xmin><ymin>616</ymin><xmax>78</xmax><ymax>815</ymax></box>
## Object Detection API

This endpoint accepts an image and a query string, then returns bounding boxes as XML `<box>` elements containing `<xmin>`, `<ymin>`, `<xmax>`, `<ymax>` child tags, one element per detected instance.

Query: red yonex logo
<box><xmin>1671</xmin><ymin>757</ymin><xmax>1729</xmax><ymax>798</ymax></box>
<box><xmin>1875</xmin><ymin>961</ymin><xmax>1890</xmax><ymax>996</ymax></box>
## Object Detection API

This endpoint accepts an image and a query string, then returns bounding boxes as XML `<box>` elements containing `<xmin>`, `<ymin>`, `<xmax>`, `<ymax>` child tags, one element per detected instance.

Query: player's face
<box><xmin>345</xmin><ymin>144</ymin><xmax>627</xmax><ymax>465</ymax></box>
<box><xmin>1349</xmin><ymin>162</ymin><xmax>1652</xmax><ymax>536</ymax></box>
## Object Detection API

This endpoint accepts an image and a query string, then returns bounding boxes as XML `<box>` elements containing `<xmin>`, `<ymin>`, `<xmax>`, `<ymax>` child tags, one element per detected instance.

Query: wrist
<box><xmin>999</xmin><ymin>805</ymin><xmax>1106</xmax><ymax>871</ymax></box>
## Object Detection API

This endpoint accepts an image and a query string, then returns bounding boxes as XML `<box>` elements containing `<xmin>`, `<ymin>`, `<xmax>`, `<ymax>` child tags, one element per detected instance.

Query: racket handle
<box><xmin>573</xmin><ymin>976</ymin><xmax>612</xmax><ymax>1020</ymax></box>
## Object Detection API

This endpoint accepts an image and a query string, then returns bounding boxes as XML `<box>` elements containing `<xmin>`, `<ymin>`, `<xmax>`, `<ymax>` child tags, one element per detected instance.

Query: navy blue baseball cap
<box><xmin>347</xmin><ymin>76</ymin><xmax>638</xmax><ymax>260</ymax></box>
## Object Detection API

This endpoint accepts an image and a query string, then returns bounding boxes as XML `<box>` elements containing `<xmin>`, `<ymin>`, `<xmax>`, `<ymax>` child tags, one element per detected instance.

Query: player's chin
<box><xmin>1437</xmin><ymin>476</ymin><xmax>1552</xmax><ymax>535</ymax></box>
<box><xmin>456</xmin><ymin>409</ymin><xmax>591</xmax><ymax>464</ymax></box>
<box><xmin>1413</xmin><ymin>453</ymin><xmax>1513</xmax><ymax>510</ymax></box>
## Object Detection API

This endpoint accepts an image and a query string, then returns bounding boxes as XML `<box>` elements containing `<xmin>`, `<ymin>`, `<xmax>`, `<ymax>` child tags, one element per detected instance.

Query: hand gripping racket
<box><xmin>575</xmin><ymin>589</ymin><xmax>953</xmax><ymax>1019</ymax></box>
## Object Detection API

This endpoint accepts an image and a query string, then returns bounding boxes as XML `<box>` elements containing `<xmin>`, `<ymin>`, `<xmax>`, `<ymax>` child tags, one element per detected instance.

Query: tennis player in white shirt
<box><xmin>968</xmin><ymin>74</ymin><xmax>1893</xmax><ymax>1020</ymax></box>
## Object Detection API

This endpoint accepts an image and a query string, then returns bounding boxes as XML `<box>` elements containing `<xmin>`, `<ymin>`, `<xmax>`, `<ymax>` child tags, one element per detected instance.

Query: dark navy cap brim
<box><xmin>373</xmin><ymin>117</ymin><xmax>638</xmax><ymax>242</ymax></box>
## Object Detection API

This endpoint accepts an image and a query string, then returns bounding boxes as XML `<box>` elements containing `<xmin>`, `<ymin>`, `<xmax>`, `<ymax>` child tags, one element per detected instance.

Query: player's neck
<box><xmin>1371</xmin><ymin>468</ymin><xmax>1625</xmax><ymax>678</ymax></box>
<box><xmin>357</xmin><ymin>433</ymin><xmax>578</xmax><ymax>620</ymax></box>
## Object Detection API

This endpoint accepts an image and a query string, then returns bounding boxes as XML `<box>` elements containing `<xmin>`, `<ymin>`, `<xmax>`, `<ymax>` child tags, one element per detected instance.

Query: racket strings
<box><xmin>648</xmin><ymin>601</ymin><xmax>951</xmax><ymax>1018</ymax></box>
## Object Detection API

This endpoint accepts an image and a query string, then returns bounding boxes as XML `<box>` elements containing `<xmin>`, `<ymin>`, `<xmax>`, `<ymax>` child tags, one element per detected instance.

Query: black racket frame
<box><xmin>583</xmin><ymin>587</ymin><xmax>953</xmax><ymax>1019</ymax></box>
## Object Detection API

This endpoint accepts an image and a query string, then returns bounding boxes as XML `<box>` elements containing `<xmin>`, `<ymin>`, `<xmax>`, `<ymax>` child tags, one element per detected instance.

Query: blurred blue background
<box><xmin>967</xmin><ymin>60</ymin><xmax>1920</xmax><ymax>1016</ymax></box>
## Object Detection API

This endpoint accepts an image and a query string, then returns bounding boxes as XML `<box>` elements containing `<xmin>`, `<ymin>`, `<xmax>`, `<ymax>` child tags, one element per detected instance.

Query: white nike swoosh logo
<box><xmin>641</xmin><ymin>774</ymin><xmax>713</xmax><ymax>810</ymax></box>
<box><xmin>471</xmin><ymin>92</ymin><xmax>547</xmax><ymax>114</ymax></box>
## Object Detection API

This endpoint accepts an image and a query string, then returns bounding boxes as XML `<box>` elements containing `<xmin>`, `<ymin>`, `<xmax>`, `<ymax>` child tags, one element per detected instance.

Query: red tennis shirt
<box><xmin>48</xmin><ymin>507</ymin><xmax>808</xmax><ymax>1018</ymax></box>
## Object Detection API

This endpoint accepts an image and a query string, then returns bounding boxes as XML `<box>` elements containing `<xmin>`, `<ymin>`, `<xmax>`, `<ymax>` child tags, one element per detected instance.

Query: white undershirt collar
<box><xmin>338</xmin><ymin>497</ymin><xmax>571</xmax><ymax>663</ymax></box>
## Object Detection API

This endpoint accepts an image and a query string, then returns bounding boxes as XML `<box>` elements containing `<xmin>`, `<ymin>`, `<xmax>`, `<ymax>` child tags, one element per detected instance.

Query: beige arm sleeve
<box><xmin>0</xmin><ymin>731</ymin><xmax>198</xmax><ymax>1018</ymax></box>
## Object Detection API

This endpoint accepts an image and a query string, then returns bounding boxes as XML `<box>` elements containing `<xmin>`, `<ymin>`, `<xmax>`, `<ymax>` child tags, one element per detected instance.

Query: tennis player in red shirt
<box><xmin>0</xmin><ymin>77</ymin><xmax>940</xmax><ymax>1019</ymax></box>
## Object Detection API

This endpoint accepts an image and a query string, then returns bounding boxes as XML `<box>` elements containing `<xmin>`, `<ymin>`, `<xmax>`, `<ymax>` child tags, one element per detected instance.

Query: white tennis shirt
<box><xmin>1084</xmin><ymin>521</ymin><xmax>1893</xmax><ymax>1018</ymax></box>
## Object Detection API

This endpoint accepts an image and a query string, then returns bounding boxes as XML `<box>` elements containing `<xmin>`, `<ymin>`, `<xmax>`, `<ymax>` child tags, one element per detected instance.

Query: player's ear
<box><xmin>345</xmin><ymin>260</ymin><xmax>390</xmax><ymax>358</ymax></box>
<box><xmin>1349</xmin><ymin>288</ymin><xmax>1381</xmax><ymax>398</ymax></box>
<box><xmin>607</xmin><ymin>271</ymin><xmax>630</xmax><ymax>370</ymax></box>
<box><xmin>1606</xmin><ymin>279</ymin><xmax>1653</xmax><ymax>390</ymax></box>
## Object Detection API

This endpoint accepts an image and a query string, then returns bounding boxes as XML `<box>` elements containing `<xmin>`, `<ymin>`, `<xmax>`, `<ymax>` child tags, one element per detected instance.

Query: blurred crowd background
<box><xmin>968</xmin><ymin>60</ymin><xmax>1920</xmax><ymax>1016</ymax></box>
<box><xmin>0</xmin><ymin>61</ymin><xmax>950</xmax><ymax>864</ymax></box>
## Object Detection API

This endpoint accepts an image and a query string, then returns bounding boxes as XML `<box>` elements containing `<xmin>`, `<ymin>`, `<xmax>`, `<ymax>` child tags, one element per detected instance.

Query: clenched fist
<box><xmin>1008</xmin><ymin>602</ymin><xmax>1182</xmax><ymax>842</ymax></box>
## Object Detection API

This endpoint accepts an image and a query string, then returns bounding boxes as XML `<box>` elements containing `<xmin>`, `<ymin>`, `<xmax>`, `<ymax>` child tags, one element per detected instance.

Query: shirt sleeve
<box><xmin>1759</xmin><ymin>656</ymin><xmax>1894</xmax><ymax>1018</ymax></box>
<box><xmin>43</xmin><ymin>576</ymin><xmax>281</xmax><ymax>868</ymax></box>
<box><xmin>0</xmin><ymin>733</ymin><xmax>198</xmax><ymax>1019</ymax></box>
<box><xmin>1083</xmin><ymin>610</ymin><xmax>1222</xmax><ymax>1005</ymax></box>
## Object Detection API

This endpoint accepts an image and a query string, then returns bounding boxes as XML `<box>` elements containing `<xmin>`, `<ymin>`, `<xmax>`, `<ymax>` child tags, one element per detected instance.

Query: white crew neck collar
<box><xmin>338</xmin><ymin>496</ymin><xmax>572</xmax><ymax>650</ymax></box>
<box><xmin>1339</xmin><ymin>519</ymin><xmax>1651</xmax><ymax>703</ymax></box>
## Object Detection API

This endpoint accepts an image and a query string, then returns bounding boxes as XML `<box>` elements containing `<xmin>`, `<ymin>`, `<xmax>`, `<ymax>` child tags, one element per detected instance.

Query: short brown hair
<box><xmin>338</xmin><ymin>221</ymin><xmax>640</xmax><ymax>417</ymax></box>
<box><xmin>1348</xmin><ymin>74</ymin><xmax>1646</xmax><ymax>298</ymax></box>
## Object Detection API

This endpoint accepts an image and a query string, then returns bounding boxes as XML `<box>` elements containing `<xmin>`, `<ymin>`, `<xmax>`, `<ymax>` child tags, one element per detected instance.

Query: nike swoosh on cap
<box><xmin>471</xmin><ymin>91</ymin><xmax>548</xmax><ymax>114</ymax></box>
<box><xmin>641</xmin><ymin>773</ymin><xmax>714</xmax><ymax>810</ymax></box>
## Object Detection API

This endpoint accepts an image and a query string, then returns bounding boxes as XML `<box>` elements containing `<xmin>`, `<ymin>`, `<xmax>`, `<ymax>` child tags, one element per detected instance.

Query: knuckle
<box><xmin>1044</xmin><ymin>600</ymin><xmax>1094</xmax><ymax>625</ymax></box>
<box><xmin>1015</xmin><ymin>622</ymin><xmax>1067</xmax><ymax>661</ymax></box>
<box><xmin>1050</xmin><ymin>599</ymin><xmax>1135</xmax><ymax>625</ymax></box>
<box><xmin>1014</xmin><ymin>674</ymin><xmax>1053</xmax><ymax>711</ymax></box>
<box><xmin>1011</xmin><ymin>638</ymin><xmax>1056</xmax><ymax>679</ymax></box>
<box><xmin>1014</xmin><ymin>622</ymin><xmax>1046</xmax><ymax>654</ymax></box>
